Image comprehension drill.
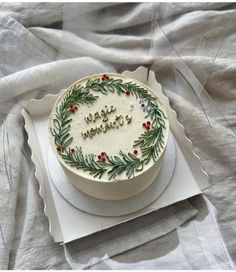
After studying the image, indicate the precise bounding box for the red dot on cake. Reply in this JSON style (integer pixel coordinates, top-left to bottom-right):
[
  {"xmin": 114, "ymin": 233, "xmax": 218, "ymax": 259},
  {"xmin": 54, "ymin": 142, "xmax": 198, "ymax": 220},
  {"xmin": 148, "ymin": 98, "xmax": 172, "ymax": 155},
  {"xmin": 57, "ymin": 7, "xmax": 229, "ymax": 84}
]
[
  {"xmin": 133, "ymin": 150, "xmax": 138, "ymax": 155},
  {"xmin": 147, "ymin": 121, "xmax": 151, "ymax": 126},
  {"xmin": 98, "ymin": 155, "xmax": 102, "ymax": 160},
  {"xmin": 56, "ymin": 146, "xmax": 61, "ymax": 152},
  {"xmin": 71, "ymin": 108, "xmax": 75, "ymax": 113},
  {"xmin": 142, "ymin": 123, "xmax": 146, "ymax": 128},
  {"xmin": 71, "ymin": 148, "xmax": 75, "ymax": 153},
  {"xmin": 74, "ymin": 106, "xmax": 78, "ymax": 111},
  {"xmin": 70, "ymin": 104, "xmax": 74, "ymax": 108},
  {"xmin": 126, "ymin": 91, "xmax": 130, "ymax": 96},
  {"xmin": 146, "ymin": 125, "xmax": 150, "ymax": 130},
  {"xmin": 102, "ymin": 157, "xmax": 106, "ymax": 162},
  {"xmin": 101, "ymin": 152, "xmax": 105, "ymax": 156},
  {"xmin": 141, "ymin": 103, "xmax": 145, "ymax": 107}
]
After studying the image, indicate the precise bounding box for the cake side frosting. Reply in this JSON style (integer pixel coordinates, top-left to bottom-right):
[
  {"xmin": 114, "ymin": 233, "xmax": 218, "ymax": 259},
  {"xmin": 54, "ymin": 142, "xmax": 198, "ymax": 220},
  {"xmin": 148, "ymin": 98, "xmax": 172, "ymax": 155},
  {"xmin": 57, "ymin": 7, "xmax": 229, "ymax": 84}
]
[{"xmin": 49, "ymin": 73, "xmax": 169, "ymax": 185}]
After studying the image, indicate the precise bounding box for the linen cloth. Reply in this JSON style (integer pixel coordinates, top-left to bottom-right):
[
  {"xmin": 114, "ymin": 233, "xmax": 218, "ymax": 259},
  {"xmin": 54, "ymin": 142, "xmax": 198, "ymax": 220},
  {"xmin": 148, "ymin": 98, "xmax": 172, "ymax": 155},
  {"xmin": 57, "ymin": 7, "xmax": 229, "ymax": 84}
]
[{"xmin": 0, "ymin": 2, "xmax": 235, "ymax": 269}]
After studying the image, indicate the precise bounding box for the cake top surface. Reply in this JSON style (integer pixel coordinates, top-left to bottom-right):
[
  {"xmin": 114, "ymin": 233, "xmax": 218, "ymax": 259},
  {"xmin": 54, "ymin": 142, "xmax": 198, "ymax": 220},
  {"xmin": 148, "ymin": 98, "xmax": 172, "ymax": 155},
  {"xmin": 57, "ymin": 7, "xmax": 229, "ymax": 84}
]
[{"xmin": 49, "ymin": 73, "xmax": 169, "ymax": 182}]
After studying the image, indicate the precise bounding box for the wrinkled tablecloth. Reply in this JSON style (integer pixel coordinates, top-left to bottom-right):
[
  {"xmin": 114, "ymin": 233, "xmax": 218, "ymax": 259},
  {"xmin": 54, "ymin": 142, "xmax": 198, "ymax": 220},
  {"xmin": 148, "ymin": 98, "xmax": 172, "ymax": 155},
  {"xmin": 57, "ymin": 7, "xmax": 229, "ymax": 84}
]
[{"xmin": 0, "ymin": 3, "xmax": 235, "ymax": 269}]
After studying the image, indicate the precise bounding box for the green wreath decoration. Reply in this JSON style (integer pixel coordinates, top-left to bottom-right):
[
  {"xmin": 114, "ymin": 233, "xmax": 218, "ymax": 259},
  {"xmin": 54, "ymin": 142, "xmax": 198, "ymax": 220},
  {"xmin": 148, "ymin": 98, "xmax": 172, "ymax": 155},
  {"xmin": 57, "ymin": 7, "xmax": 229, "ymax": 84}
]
[{"xmin": 50, "ymin": 74, "xmax": 167, "ymax": 180}]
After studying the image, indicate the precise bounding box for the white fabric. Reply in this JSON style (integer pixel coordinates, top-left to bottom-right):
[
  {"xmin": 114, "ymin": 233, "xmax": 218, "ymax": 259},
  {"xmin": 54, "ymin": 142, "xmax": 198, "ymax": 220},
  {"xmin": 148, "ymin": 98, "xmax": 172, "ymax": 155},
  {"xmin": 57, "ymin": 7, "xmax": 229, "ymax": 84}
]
[{"xmin": 0, "ymin": 2, "xmax": 236, "ymax": 269}]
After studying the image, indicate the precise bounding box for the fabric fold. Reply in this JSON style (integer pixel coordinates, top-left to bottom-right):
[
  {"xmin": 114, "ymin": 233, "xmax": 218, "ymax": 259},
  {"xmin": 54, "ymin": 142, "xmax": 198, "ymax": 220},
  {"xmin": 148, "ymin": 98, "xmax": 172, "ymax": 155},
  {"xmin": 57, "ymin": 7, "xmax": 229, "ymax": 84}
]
[{"xmin": 0, "ymin": 2, "xmax": 235, "ymax": 269}]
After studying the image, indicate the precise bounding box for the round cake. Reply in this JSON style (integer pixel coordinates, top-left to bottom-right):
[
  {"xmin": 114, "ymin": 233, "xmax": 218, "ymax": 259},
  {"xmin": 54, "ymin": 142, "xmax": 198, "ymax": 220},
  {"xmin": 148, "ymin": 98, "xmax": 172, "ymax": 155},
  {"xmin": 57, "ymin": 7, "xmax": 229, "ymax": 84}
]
[{"xmin": 49, "ymin": 73, "xmax": 169, "ymax": 200}]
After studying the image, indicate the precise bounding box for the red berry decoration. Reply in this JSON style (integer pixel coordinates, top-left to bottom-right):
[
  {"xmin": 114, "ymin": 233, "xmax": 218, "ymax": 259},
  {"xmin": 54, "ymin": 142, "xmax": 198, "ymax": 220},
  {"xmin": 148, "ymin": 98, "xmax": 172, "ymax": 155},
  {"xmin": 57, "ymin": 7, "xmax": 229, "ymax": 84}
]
[
  {"xmin": 70, "ymin": 104, "xmax": 78, "ymax": 112},
  {"xmin": 102, "ymin": 74, "xmax": 109, "ymax": 81},
  {"xmin": 71, "ymin": 148, "xmax": 75, "ymax": 153},
  {"xmin": 141, "ymin": 103, "xmax": 145, "ymax": 107},
  {"xmin": 98, "ymin": 152, "xmax": 106, "ymax": 161},
  {"xmin": 56, "ymin": 146, "xmax": 61, "ymax": 152},
  {"xmin": 125, "ymin": 91, "xmax": 130, "ymax": 96},
  {"xmin": 142, "ymin": 121, "xmax": 152, "ymax": 130},
  {"xmin": 133, "ymin": 150, "xmax": 138, "ymax": 155}
]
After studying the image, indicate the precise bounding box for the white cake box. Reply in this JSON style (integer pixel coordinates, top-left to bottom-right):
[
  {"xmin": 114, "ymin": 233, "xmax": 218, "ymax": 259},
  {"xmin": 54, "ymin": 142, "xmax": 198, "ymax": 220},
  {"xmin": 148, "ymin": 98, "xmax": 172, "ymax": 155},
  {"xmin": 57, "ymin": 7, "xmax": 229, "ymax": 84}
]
[{"xmin": 22, "ymin": 67, "xmax": 209, "ymax": 243}]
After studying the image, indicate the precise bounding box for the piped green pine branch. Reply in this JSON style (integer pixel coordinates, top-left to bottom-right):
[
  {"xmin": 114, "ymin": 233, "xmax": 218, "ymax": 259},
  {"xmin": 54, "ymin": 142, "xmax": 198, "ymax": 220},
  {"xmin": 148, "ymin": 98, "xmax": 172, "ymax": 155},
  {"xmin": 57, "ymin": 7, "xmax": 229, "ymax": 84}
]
[
  {"xmin": 106, "ymin": 151, "xmax": 143, "ymax": 179},
  {"xmin": 61, "ymin": 148, "xmax": 107, "ymax": 179},
  {"xmin": 51, "ymin": 85, "xmax": 99, "ymax": 149}
]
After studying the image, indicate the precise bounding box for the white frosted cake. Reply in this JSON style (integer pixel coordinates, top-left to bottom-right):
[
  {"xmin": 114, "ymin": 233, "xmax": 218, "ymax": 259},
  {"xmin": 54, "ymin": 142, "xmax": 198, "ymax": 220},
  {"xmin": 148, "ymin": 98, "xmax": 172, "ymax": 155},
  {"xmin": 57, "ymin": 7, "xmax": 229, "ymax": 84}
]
[{"xmin": 49, "ymin": 73, "xmax": 169, "ymax": 200}]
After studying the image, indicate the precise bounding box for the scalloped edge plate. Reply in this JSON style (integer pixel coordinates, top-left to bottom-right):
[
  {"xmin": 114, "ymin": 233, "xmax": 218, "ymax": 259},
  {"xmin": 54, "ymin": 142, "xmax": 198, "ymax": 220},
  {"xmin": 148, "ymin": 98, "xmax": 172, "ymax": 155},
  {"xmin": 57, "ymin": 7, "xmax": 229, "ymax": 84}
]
[{"xmin": 22, "ymin": 66, "xmax": 209, "ymax": 243}]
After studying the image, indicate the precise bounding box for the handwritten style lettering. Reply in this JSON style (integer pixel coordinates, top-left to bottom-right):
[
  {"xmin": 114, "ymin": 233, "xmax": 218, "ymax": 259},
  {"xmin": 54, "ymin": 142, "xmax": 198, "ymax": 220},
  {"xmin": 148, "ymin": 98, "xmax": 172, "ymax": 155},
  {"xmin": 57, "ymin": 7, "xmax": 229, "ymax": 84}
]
[
  {"xmin": 81, "ymin": 114, "xmax": 132, "ymax": 140},
  {"xmin": 84, "ymin": 105, "xmax": 117, "ymax": 123}
]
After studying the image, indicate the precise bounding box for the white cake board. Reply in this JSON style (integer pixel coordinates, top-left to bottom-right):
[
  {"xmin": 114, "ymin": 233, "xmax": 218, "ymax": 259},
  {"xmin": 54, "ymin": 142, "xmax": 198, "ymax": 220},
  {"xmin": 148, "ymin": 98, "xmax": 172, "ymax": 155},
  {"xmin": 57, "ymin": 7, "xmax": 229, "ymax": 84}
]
[
  {"xmin": 22, "ymin": 66, "xmax": 209, "ymax": 243},
  {"xmin": 47, "ymin": 133, "xmax": 176, "ymax": 217}
]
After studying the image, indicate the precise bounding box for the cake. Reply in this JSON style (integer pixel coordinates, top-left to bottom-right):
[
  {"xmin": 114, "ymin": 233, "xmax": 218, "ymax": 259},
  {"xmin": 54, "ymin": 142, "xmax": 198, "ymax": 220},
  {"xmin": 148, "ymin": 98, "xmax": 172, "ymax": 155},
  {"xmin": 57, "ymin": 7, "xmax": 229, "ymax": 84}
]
[{"xmin": 49, "ymin": 73, "xmax": 169, "ymax": 200}]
